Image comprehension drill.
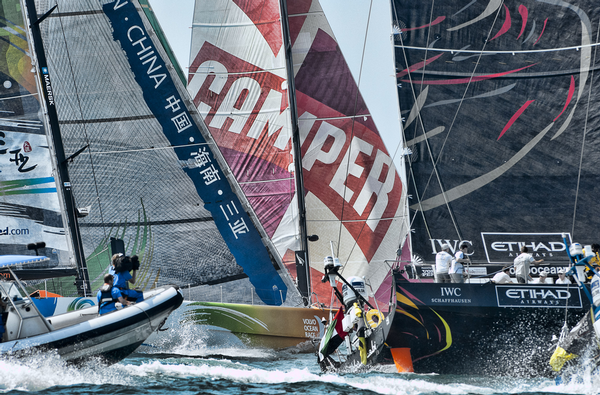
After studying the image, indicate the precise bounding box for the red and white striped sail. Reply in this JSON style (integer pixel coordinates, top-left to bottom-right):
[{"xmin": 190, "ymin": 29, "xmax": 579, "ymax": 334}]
[{"xmin": 189, "ymin": 0, "xmax": 408, "ymax": 303}]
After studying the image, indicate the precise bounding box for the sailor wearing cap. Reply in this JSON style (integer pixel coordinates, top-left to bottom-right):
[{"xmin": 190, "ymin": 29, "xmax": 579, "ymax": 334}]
[
  {"xmin": 556, "ymin": 269, "xmax": 571, "ymax": 285},
  {"xmin": 533, "ymin": 271, "xmax": 549, "ymax": 284},
  {"xmin": 435, "ymin": 244, "xmax": 453, "ymax": 283}
]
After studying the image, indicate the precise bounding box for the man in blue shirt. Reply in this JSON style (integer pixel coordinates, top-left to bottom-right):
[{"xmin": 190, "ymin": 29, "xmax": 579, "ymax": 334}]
[
  {"xmin": 97, "ymin": 274, "xmax": 131, "ymax": 315},
  {"xmin": 113, "ymin": 255, "xmax": 144, "ymax": 302}
]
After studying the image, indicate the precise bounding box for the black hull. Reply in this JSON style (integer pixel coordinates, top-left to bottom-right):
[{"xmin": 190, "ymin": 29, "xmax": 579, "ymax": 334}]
[
  {"xmin": 341, "ymin": 308, "xmax": 395, "ymax": 369},
  {"xmin": 389, "ymin": 274, "xmax": 590, "ymax": 376}
]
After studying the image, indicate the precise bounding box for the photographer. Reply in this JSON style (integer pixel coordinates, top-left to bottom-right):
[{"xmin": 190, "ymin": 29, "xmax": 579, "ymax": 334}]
[{"xmin": 112, "ymin": 254, "xmax": 144, "ymax": 302}]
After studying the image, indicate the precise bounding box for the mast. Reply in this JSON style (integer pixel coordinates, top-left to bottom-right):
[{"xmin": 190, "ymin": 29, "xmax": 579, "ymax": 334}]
[
  {"xmin": 279, "ymin": 0, "xmax": 311, "ymax": 305},
  {"xmin": 24, "ymin": 0, "xmax": 91, "ymax": 296}
]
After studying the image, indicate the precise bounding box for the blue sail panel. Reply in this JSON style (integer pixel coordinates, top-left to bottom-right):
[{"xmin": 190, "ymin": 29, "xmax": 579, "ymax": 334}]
[{"xmin": 102, "ymin": 0, "xmax": 286, "ymax": 305}]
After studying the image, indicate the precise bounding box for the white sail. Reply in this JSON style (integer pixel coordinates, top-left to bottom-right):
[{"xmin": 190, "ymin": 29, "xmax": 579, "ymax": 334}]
[
  {"xmin": 189, "ymin": 0, "xmax": 409, "ymax": 305},
  {"xmin": 0, "ymin": 1, "xmax": 74, "ymax": 269}
]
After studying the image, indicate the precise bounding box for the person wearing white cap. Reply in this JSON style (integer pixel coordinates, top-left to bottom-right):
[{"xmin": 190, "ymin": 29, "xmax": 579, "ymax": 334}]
[
  {"xmin": 435, "ymin": 244, "xmax": 453, "ymax": 283},
  {"xmin": 533, "ymin": 271, "xmax": 548, "ymax": 284},
  {"xmin": 556, "ymin": 270, "xmax": 571, "ymax": 284},
  {"xmin": 513, "ymin": 246, "xmax": 544, "ymax": 283}
]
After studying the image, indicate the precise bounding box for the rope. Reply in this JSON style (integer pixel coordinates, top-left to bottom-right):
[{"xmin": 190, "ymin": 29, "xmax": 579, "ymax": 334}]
[
  {"xmin": 335, "ymin": 0, "xmax": 373, "ymax": 266},
  {"xmin": 395, "ymin": 43, "xmax": 600, "ymax": 55},
  {"xmin": 400, "ymin": 1, "xmax": 506, "ymax": 244},
  {"xmin": 571, "ymin": 22, "xmax": 600, "ymax": 239},
  {"xmin": 54, "ymin": 0, "xmax": 108, "ymax": 248},
  {"xmin": 333, "ymin": 0, "xmax": 409, "ymax": 278}
]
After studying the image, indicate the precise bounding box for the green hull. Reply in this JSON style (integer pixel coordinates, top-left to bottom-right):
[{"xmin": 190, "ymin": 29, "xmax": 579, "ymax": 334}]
[{"xmin": 183, "ymin": 302, "xmax": 333, "ymax": 350}]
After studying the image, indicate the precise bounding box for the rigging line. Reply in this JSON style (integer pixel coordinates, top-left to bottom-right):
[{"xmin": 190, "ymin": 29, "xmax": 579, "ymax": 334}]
[
  {"xmin": 396, "ymin": 1, "xmax": 447, "ymax": 243},
  {"xmin": 91, "ymin": 142, "xmax": 209, "ymax": 155},
  {"xmin": 571, "ymin": 22, "xmax": 600, "ymax": 239},
  {"xmin": 386, "ymin": 1, "xmax": 415, "ymax": 254},
  {"xmin": 426, "ymin": 3, "xmax": 506, "ymax": 243},
  {"xmin": 407, "ymin": 0, "xmax": 506, "ymax": 244},
  {"xmin": 336, "ymin": 1, "xmax": 406, "ymax": 278},
  {"xmin": 336, "ymin": 0, "xmax": 375, "ymax": 269},
  {"xmin": 54, "ymin": 0, "xmax": 108, "ymax": 245},
  {"xmin": 397, "ymin": 0, "xmax": 440, "ymax": 249},
  {"xmin": 392, "ymin": 5, "xmax": 435, "ymax": 244},
  {"xmin": 411, "ymin": 0, "xmax": 442, "ymax": 243},
  {"xmin": 396, "ymin": 42, "xmax": 600, "ymax": 54},
  {"xmin": 338, "ymin": 2, "xmax": 410, "ymax": 261}
]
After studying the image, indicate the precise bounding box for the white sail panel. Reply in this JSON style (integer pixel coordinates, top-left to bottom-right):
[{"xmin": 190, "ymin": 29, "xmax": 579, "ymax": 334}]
[
  {"xmin": 189, "ymin": 0, "xmax": 298, "ymax": 263},
  {"xmin": 287, "ymin": 0, "xmax": 408, "ymax": 300},
  {"xmin": 0, "ymin": 2, "xmax": 73, "ymax": 266},
  {"xmin": 31, "ymin": 0, "xmax": 298, "ymax": 304}
]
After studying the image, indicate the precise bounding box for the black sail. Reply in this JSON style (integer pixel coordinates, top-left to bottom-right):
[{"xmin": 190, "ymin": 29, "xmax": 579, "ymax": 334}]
[{"xmin": 392, "ymin": 0, "xmax": 600, "ymax": 266}]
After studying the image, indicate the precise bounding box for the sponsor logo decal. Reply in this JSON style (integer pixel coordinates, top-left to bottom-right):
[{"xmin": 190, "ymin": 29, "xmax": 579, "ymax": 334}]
[
  {"xmin": 430, "ymin": 287, "xmax": 472, "ymax": 304},
  {"xmin": 482, "ymin": 232, "xmax": 571, "ymax": 263},
  {"xmin": 302, "ymin": 316, "xmax": 325, "ymax": 339},
  {"xmin": 496, "ymin": 285, "xmax": 582, "ymax": 308}
]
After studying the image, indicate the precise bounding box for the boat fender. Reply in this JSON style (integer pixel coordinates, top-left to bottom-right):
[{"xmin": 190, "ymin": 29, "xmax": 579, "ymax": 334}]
[{"xmin": 366, "ymin": 309, "xmax": 384, "ymax": 328}]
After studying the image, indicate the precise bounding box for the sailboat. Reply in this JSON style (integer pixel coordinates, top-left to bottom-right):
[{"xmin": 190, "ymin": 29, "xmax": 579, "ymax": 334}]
[
  {"xmin": 3, "ymin": 0, "xmax": 287, "ymax": 326},
  {"xmin": 179, "ymin": 0, "xmax": 410, "ymax": 352},
  {"xmin": 0, "ymin": 0, "xmax": 183, "ymax": 364},
  {"xmin": 548, "ymin": 236, "xmax": 600, "ymax": 377},
  {"xmin": 0, "ymin": 0, "xmax": 291, "ymax": 310},
  {"xmin": 387, "ymin": 0, "xmax": 597, "ymax": 376}
]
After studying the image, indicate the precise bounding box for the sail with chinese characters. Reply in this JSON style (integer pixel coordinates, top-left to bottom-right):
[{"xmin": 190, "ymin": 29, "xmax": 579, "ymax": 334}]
[
  {"xmin": 24, "ymin": 0, "xmax": 297, "ymax": 305},
  {"xmin": 0, "ymin": 0, "xmax": 75, "ymax": 270}
]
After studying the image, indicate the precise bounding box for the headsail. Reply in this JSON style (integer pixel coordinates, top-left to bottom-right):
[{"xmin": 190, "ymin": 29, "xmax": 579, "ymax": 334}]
[
  {"xmin": 287, "ymin": 1, "xmax": 407, "ymax": 302},
  {"xmin": 29, "ymin": 0, "xmax": 296, "ymax": 305},
  {"xmin": 189, "ymin": 0, "xmax": 408, "ymax": 305},
  {"xmin": 188, "ymin": 0, "xmax": 299, "ymax": 262},
  {"xmin": 393, "ymin": 1, "xmax": 600, "ymax": 266}
]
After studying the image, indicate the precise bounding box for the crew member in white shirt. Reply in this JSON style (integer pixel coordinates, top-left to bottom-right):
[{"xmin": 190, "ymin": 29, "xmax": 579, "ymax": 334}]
[
  {"xmin": 492, "ymin": 266, "xmax": 512, "ymax": 284},
  {"xmin": 533, "ymin": 271, "xmax": 548, "ymax": 284},
  {"xmin": 514, "ymin": 246, "xmax": 544, "ymax": 283},
  {"xmin": 555, "ymin": 270, "xmax": 571, "ymax": 284},
  {"xmin": 449, "ymin": 244, "xmax": 469, "ymax": 283},
  {"xmin": 435, "ymin": 244, "xmax": 452, "ymax": 283}
]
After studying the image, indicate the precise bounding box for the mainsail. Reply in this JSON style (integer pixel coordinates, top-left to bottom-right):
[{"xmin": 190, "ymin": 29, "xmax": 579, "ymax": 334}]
[
  {"xmin": 0, "ymin": 0, "xmax": 75, "ymax": 269},
  {"xmin": 189, "ymin": 0, "xmax": 408, "ymax": 305},
  {"xmin": 393, "ymin": 0, "xmax": 600, "ymax": 266},
  {"xmin": 26, "ymin": 0, "xmax": 297, "ymax": 305}
]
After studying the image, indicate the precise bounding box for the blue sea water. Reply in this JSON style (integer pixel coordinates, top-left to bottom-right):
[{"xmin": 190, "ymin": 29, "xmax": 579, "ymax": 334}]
[
  {"xmin": 0, "ymin": 348, "xmax": 598, "ymax": 394},
  {"xmin": 0, "ymin": 318, "xmax": 598, "ymax": 395}
]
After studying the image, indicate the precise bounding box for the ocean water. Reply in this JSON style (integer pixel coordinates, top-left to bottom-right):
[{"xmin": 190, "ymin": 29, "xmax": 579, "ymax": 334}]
[{"xmin": 0, "ymin": 320, "xmax": 598, "ymax": 395}]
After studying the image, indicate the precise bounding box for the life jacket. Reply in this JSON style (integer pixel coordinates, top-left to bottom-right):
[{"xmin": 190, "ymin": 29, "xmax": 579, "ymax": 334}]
[{"xmin": 99, "ymin": 284, "xmax": 118, "ymax": 307}]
